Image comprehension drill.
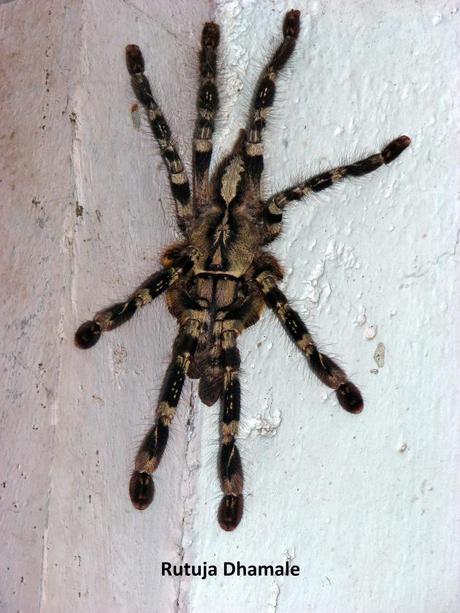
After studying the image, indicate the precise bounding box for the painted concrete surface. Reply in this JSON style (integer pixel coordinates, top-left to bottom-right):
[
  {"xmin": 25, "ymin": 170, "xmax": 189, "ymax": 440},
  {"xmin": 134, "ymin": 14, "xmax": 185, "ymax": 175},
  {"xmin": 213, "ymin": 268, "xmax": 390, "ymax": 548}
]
[
  {"xmin": 1, "ymin": 0, "xmax": 459, "ymax": 612},
  {"xmin": 1, "ymin": 0, "xmax": 210, "ymax": 611}
]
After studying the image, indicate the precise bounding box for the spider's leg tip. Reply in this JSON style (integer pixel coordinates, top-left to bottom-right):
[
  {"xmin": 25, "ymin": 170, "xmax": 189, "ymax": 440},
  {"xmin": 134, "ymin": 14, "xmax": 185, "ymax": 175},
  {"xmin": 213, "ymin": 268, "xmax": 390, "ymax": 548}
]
[
  {"xmin": 125, "ymin": 44, "xmax": 144, "ymax": 74},
  {"xmin": 75, "ymin": 320, "xmax": 102, "ymax": 349},
  {"xmin": 336, "ymin": 382, "xmax": 364, "ymax": 414},
  {"xmin": 400, "ymin": 134, "xmax": 411, "ymax": 146},
  {"xmin": 202, "ymin": 22, "xmax": 220, "ymax": 48},
  {"xmin": 218, "ymin": 495, "xmax": 243, "ymax": 531},
  {"xmin": 382, "ymin": 135, "xmax": 412, "ymax": 164},
  {"xmin": 129, "ymin": 471, "xmax": 154, "ymax": 510},
  {"xmin": 284, "ymin": 10, "xmax": 301, "ymax": 38}
]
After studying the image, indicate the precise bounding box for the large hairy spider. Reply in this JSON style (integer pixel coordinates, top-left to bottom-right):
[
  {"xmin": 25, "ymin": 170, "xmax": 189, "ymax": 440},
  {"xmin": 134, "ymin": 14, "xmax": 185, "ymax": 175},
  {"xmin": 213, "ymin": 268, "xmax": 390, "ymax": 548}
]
[{"xmin": 75, "ymin": 10, "xmax": 410, "ymax": 531}]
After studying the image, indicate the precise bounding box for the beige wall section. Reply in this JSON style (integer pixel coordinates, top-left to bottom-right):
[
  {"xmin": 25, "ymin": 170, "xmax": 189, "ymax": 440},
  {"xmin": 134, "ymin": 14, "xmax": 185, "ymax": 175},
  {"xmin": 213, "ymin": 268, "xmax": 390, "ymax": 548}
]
[
  {"xmin": 0, "ymin": 0, "xmax": 210, "ymax": 611},
  {"xmin": 1, "ymin": 1, "xmax": 82, "ymax": 610}
]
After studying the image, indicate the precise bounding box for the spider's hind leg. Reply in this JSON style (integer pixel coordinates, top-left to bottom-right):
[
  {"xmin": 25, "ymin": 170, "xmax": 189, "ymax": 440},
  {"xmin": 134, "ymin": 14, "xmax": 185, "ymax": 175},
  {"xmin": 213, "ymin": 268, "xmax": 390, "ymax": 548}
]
[
  {"xmin": 217, "ymin": 329, "xmax": 244, "ymax": 531},
  {"xmin": 215, "ymin": 290, "xmax": 265, "ymax": 530},
  {"xmin": 193, "ymin": 21, "xmax": 220, "ymax": 209},
  {"xmin": 129, "ymin": 317, "xmax": 204, "ymax": 509}
]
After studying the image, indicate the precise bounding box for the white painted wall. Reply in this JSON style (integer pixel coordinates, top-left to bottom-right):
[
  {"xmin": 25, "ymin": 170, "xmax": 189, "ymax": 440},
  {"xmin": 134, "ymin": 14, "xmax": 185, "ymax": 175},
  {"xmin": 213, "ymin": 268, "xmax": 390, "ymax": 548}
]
[{"xmin": 1, "ymin": 1, "xmax": 459, "ymax": 612}]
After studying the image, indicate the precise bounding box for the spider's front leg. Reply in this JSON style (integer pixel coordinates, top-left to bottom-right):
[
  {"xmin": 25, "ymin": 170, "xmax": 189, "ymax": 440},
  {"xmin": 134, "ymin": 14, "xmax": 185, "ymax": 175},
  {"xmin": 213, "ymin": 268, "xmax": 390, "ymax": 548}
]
[
  {"xmin": 261, "ymin": 135, "xmax": 411, "ymax": 243},
  {"xmin": 244, "ymin": 9, "xmax": 300, "ymax": 197},
  {"xmin": 130, "ymin": 316, "xmax": 205, "ymax": 510},
  {"xmin": 75, "ymin": 250, "xmax": 195, "ymax": 349},
  {"xmin": 193, "ymin": 21, "xmax": 220, "ymax": 209},
  {"xmin": 256, "ymin": 271, "xmax": 363, "ymax": 413}
]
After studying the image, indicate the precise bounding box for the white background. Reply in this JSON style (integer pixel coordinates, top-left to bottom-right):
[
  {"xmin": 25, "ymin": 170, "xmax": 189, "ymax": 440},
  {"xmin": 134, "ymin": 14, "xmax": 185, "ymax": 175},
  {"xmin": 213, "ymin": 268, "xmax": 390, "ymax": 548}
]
[{"xmin": 1, "ymin": 0, "xmax": 459, "ymax": 612}]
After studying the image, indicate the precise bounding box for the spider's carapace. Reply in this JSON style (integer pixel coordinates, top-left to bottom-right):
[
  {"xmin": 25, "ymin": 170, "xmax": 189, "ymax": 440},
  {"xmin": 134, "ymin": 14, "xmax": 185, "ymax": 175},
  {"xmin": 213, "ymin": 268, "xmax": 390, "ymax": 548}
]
[{"xmin": 75, "ymin": 10, "xmax": 410, "ymax": 531}]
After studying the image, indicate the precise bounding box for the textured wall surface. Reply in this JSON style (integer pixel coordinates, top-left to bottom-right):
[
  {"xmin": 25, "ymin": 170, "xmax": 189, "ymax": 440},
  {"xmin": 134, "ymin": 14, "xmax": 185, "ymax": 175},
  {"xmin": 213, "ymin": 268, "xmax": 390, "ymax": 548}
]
[
  {"xmin": 1, "ymin": 0, "xmax": 210, "ymax": 611},
  {"xmin": 1, "ymin": 0, "xmax": 458, "ymax": 612}
]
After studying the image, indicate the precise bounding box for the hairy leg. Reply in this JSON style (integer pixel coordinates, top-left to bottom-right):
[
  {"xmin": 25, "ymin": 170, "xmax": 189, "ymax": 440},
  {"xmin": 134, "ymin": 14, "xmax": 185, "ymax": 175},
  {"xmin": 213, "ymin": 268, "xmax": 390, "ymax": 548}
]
[
  {"xmin": 217, "ymin": 329, "xmax": 244, "ymax": 530},
  {"xmin": 75, "ymin": 250, "xmax": 197, "ymax": 349},
  {"xmin": 193, "ymin": 22, "xmax": 220, "ymax": 209},
  {"xmin": 129, "ymin": 317, "xmax": 203, "ymax": 510},
  {"xmin": 214, "ymin": 289, "xmax": 265, "ymax": 529},
  {"xmin": 262, "ymin": 135, "xmax": 411, "ymax": 243},
  {"xmin": 256, "ymin": 271, "xmax": 363, "ymax": 413},
  {"xmin": 126, "ymin": 44, "xmax": 193, "ymax": 234},
  {"xmin": 244, "ymin": 10, "xmax": 300, "ymax": 196}
]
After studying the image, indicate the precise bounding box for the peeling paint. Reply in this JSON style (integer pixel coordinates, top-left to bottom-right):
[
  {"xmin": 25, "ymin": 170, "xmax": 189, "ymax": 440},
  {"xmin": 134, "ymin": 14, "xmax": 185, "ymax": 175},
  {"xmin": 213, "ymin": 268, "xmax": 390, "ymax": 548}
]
[
  {"xmin": 373, "ymin": 342, "xmax": 385, "ymax": 368},
  {"xmin": 365, "ymin": 324, "xmax": 378, "ymax": 340},
  {"xmin": 2, "ymin": 1, "xmax": 458, "ymax": 612},
  {"xmin": 240, "ymin": 408, "xmax": 282, "ymax": 439}
]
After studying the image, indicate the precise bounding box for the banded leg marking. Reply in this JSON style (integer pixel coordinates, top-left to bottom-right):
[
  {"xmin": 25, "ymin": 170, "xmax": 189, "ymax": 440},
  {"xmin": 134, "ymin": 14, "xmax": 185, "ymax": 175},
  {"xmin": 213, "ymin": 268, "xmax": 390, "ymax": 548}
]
[
  {"xmin": 193, "ymin": 22, "xmax": 220, "ymax": 208},
  {"xmin": 256, "ymin": 273, "xmax": 363, "ymax": 413},
  {"xmin": 75, "ymin": 252, "xmax": 196, "ymax": 349},
  {"xmin": 126, "ymin": 45, "xmax": 193, "ymax": 234},
  {"xmin": 129, "ymin": 318, "xmax": 203, "ymax": 510},
  {"xmin": 217, "ymin": 330, "xmax": 244, "ymax": 531},
  {"xmin": 262, "ymin": 135, "xmax": 411, "ymax": 243},
  {"xmin": 244, "ymin": 10, "xmax": 300, "ymax": 191}
]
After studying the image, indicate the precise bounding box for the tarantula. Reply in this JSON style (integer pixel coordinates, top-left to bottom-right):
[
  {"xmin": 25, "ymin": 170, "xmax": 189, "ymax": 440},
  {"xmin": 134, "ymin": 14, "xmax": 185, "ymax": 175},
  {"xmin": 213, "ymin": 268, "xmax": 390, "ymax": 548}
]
[{"xmin": 75, "ymin": 10, "xmax": 410, "ymax": 531}]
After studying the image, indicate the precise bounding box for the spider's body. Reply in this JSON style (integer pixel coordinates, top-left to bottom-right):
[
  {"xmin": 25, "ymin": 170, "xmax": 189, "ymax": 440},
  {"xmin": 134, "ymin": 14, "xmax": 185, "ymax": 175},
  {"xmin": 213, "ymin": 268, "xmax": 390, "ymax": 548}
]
[{"xmin": 75, "ymin": 10, "xmax": 410, "ymax": 531}]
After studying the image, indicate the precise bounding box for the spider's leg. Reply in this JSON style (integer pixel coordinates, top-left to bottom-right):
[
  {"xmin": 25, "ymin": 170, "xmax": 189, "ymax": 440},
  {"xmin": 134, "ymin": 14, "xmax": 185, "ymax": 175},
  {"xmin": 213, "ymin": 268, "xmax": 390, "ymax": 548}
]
[
  {"xmin": 244, "ymin": 10, "xmax": 300, "ymax": 196},
  {"xmin": 256, "ymin": 271, "xmax": 364, "ymax": 414},
  {"xmin": 217, "ymin": 329, "xmax": 244, "ymax": 531},
  {"xmin": 129, "ymin": 317, "xmax": 204, "ymax": 510},
  {"xmin": 75, "ymin": 250, "xmax": 196, "ymax": 349},
  {"xmin": 261, "ymin": 135, "xmax": 411, "ymax": 243},
  {"xmin": 214, "ymin": 289, "xmax": 265, "ymax": 529},
  {"xmin": 193, "ymin": 22, "xmax": 220, "ymax": 209},
  {"xmin": 126, "ymin": 45, "xmax": 193, "ymax": 234}
]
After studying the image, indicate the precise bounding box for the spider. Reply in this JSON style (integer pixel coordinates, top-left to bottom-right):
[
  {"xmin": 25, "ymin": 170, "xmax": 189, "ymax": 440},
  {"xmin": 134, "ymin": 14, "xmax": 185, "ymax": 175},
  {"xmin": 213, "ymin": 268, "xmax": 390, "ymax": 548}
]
[{"xmin": 75, "ymin": 9, "xmax": 410, "ymax": 531}]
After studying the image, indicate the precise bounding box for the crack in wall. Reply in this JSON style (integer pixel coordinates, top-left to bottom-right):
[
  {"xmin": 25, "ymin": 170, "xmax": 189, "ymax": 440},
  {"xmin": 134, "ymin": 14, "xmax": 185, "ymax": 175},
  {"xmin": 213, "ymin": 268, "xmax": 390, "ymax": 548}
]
[
  {"xmin": 402, "ymin": 227, "xmax": 460, "ymax": 281},
  {"xmin": 39, "ymin": 3, "xmax": 84, "ymax": 610}
]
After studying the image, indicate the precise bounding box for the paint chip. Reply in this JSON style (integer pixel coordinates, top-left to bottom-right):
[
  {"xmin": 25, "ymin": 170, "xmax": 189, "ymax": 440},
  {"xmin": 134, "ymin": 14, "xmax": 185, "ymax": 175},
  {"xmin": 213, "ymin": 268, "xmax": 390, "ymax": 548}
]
[
  {"xmin": 365, "ymin": 324, "xmax": 378, "ymax": 340},
  {"xmin": 373, "ymin": 342, "xmax": 385, "ymax": 368}
]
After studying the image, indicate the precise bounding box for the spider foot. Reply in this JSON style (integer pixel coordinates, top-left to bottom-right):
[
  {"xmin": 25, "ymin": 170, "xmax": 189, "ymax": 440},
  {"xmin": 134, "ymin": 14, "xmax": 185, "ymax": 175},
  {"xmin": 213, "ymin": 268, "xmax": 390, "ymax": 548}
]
[
  {"xmin": 125, "ymin": 44, "xmax": 144, "ymax": 75},
  {"xmin": 75, "ymin": 320, "xmax": 102, "ymax": 349},
  {"xmin": 382, "ymin": 135, "xmax": 411, "ymax": 164},
  {"xmin": 336, "ymin": 382, "xmax": 364, "ymax": 414},
  {"xmin": 283, "ymin": 10, "xmax": 300, "ymax": 38},
  {"xmin": 218, "ymin": 494, "xmax": 243, "ymax": 531},
  {"xmin": 129, "ymin": 471, "xmax": 154, "ymax": 510},
  {"xmin": 202, "ymin": 22, "xmax": 220, "ymax": 48}
]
